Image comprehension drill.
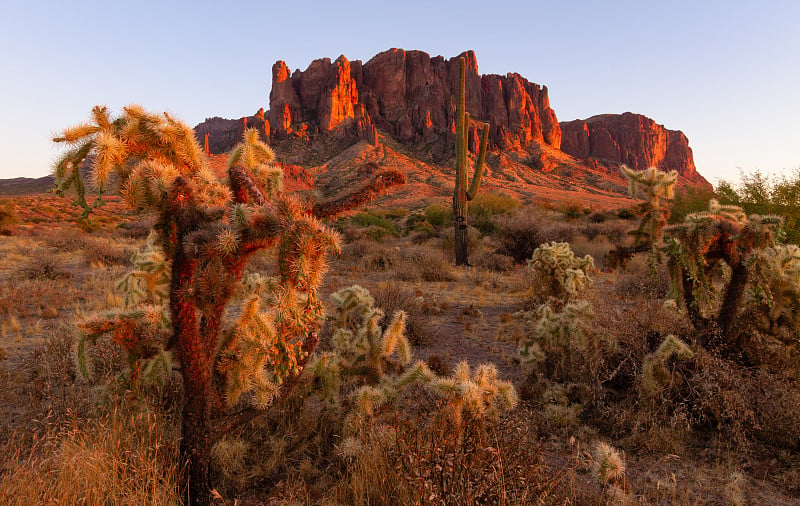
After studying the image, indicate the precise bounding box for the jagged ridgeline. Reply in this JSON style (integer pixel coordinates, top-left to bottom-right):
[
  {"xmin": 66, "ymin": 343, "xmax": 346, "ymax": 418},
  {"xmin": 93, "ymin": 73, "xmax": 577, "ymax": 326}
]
[{"xmin": 193, "ymin": 48, "xmax": 709, "ymax": 195}]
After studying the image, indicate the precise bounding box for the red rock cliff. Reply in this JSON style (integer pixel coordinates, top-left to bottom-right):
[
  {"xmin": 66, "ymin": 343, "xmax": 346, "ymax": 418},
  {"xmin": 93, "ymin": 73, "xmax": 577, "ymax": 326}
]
[
  {"xmin": 267, "ymin": 48, "xmax": 562, "ymax": 150},
  {"xmin": 560, "ymin": 113, "xmax": 708, "ymax": 186}
]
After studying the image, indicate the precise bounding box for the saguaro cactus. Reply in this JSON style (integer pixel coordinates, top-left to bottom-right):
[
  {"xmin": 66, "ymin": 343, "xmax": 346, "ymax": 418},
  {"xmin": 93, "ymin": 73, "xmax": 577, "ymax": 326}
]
[{"xmin": 453, "ymin": 57, "xmax": 489, "ymax": 266}]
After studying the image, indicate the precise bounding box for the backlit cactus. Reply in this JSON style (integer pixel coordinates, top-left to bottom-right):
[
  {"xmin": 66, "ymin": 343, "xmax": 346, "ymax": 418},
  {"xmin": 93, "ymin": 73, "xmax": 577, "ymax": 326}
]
[
  {"xmin": 607, "ymin": 165, "xmax": 677, "ymax": 269},
  {"xmin": 640, "ymin": 334, "xmax": 694, "ymax": 395},
  {"xmin": 664, "ymin": 199, "xmax": 782, "ymax": 346},
  {"xmin": 53, "ymin": 105, "xmax": 403, "ymax": 505},
  {"xmin": 307, "ymin": 285, "xmax": 516, "ymax": 447},
  {"xmin": 528, "ymin": 241, "xmax": 594, "ymax": 304},
  {"xmin": 747, "ymin": 244, "xmax": 800, "ymax": 330},
  {"xmin": 453, "ymin": 56, "xmax": 489, "ymax": 266}
]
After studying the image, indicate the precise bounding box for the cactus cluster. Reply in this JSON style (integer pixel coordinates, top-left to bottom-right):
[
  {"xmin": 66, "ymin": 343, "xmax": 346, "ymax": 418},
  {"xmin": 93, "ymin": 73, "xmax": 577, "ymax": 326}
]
[
  {"xmin": 747, "ymin": 244, "xmax": 800, "ymax": 331},
  {"xmin": 527, "ymin": 241, "xmax": 594, "ymax": 304},
  {"xmin": 53, "ymin": 105, "xmax": 404, "ymax": 505},
  {"xmin": 452, "ymin": 56, "xmax": 489, "ymax": 266},
  {"xmin": 306, "ymin": 285, "xmax": 517, "ymax": 452},
  {"xmin": 640, "ymin": 334, "xmax": 694, "ymax": 395},
  {"xmin": 515, "ymin": 242, "xmax": 606, "ymax": 388},
  {"xmin": 664, "ymin": 199, "xmax": 783, "ymax": 345}
]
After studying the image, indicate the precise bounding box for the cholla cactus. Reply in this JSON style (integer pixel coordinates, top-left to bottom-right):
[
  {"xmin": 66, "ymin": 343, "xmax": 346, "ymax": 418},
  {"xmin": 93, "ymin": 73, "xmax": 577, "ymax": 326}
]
[
  {"xmin": 607, "ymin": 166, "xmax": 677, "ymax": 269},
  {"xmin": 641, "ymin": 334, "xmax": 694, "ymax": 395},
  {"xmin": 430, "ymin": 361, "xmax": 518, "ymax": 428},
  {"xmin": 747, "ymin": 244, "xmax": 800, "ymax": 330},
  {"xmin": 621, "ymin": 165, "xmax": 677, "ymax": 248},
  {"xmin": 591, "ymin": 441, "xmax": 625, "ymax": 484},
  {"xmin": 528, "ymin": 242, "xmax": 594, "ymax": 304},
  {"xmin": 664, "ymin": 199, "xmax": 782, "ymax": 344},
  {"xmin": 308, "ymin": 286, "xmax": 516, "ymax": 448},
  {"xmin": 516, "ymin": 301, "xmax": 595, "ymax": 370},
  {"xmin": 53, "ymin": 106, "xmax": 403, "ymax": 505}
]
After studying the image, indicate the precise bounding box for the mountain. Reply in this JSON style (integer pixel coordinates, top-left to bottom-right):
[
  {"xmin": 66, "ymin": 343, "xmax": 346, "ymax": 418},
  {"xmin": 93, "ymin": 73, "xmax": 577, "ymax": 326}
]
[
  {"xmin": 194, "ymin": 48, "xmax": 709, "ymax": 200},
  {"xmin": 560, "ymin": 113, "xmax": 707, "ymax": 186}
]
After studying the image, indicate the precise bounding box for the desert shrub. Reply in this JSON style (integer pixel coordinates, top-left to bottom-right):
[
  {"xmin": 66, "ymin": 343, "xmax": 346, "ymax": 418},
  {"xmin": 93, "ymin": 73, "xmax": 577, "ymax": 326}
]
[
  {"xmin": 579, "ymin": 221, "xmax": 628, "ymax": 244},
  {"xmin": 494, "ymin": 206, "xmax": 577, "ymax": 262},
  {"xmin": 471, "ymin": 249, "xmax": 515, "ymax": 272},
  {"xmin": 350, "ymin": 210, "xmax": 400, "ymax": 235},
  {"xmin": 82, "ymin": 237, "xmax": 133, "ymax": 266},
  {"xmin": 373, "ymin": 280, "xmax": 433, "ymax": 346},
  {"xmin": 43, "ymin": 228, "xmax": 88, "ymax": 250},
  {"xmin": 396, "ymin": 245, "xmax": 455, "ymax": 282},
  {"xmin": 560, "ymin": 201, "xmax": 589, "ymax": 219},
  {"xmin": 0, "ymin": 199, "xmax": 19, "ymax": 235},
  {"xmin": 467, "ymin": 191, "xmax": 520, "ymax": 234},
  {"xmin": 339, "ymin": 239, "xmax": 401, "ymax": 272},
  {"xmin": 424, "ymin": 203, "xmax": 452, "ymax": 229},
  {"xmin": 616, "ymin": 207, "xmax": 638, "ymax": 220},
  {"xmin": 19, "ymin": 256, "xmax": 72, "ymax": 280}
]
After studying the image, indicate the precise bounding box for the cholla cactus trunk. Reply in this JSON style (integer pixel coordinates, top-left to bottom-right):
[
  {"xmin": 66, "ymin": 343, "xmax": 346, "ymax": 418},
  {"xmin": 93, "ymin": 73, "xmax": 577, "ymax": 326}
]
[{"xmin": 453, "ymin": 57, "xmax": 489, "ymax": 266}]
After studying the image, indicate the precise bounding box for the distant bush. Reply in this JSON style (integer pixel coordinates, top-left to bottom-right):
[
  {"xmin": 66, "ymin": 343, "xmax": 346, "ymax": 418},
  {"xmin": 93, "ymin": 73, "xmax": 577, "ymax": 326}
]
[
  {"xmin": 0, "ymin": 199, "xmax": 18, "ymax": 235},
  {"xmin": 467, "ymin": 192, "xmax": 520, "ymax": 234},
  {"xmin": 424, "ymin": 204, "xmax": 452, "ymax": 229},
  {"xmin": 669, "ymin": 186, "xmax": 717, "ymax": 224},
  {"xmin": 717, "ymin": 170, "xmax": 800, "ymax": 243},
  {"xmin": 559, "ymin": 202, "xmax": 589, "ymax": 219},
  {"xmin": 494, "ymin": 206, "xmax": 577, "ymax": 262},
  {"xmin": 350, "ymin": 211, "xmax": 400, "ymax": 239}
]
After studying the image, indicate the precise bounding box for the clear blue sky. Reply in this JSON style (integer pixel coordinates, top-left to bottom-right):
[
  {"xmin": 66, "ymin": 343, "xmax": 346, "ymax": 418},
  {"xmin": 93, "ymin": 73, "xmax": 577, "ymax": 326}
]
[{"xmin": 1, "ymin": 0, "xmax": 798, "ymax": 186}]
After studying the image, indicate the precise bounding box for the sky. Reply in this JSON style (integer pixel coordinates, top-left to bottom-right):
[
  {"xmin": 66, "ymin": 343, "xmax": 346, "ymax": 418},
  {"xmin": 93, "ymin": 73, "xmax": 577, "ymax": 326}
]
[{"xmin": 0, "ymin": 0, "xmax": 798, "ymax": 186}]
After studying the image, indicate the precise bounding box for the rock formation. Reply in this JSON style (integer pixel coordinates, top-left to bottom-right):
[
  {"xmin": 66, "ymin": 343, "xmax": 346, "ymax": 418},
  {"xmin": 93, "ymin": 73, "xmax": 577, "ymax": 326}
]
[
  {"xmin": 560, "ymin": 113, "xmax": 708, "ymax": 186},
  {"xmin": 193, "ymin": 49, "xmax": 708, "ymax": 191},
  {"xmin": 265, "ymin": 48, "xmax": 561, "ymax": 151}
]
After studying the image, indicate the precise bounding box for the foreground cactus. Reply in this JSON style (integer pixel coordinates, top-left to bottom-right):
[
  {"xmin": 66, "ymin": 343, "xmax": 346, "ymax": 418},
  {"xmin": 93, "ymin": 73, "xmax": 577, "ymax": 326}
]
[
  {"xmin": 747, "ymin": 244, "xmax": 800, "ymax": 331},
  {"xmin": 664, "ymin": 199, "xmax": 782, "ymax": 348},
  {"xmin": 453, "ymin": 57, "xmax": 489, "ymax": 266},
  {"xmin": 309, "ymin": 285, "xmax": 516, "ymax": 447},
  {"xmin": 53, "ymin": 106, "xmax": 403, "ymax": 505}
]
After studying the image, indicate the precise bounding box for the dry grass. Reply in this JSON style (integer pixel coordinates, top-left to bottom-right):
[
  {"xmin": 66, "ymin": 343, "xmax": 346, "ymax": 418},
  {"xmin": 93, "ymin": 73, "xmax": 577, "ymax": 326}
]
[
  {"xmin": 1, "ymin": 193, "xmax": 800, "ymax": 504},
  {"xmin": 0, "ymin": 408, "xmax": 179, "ymax": 505}
]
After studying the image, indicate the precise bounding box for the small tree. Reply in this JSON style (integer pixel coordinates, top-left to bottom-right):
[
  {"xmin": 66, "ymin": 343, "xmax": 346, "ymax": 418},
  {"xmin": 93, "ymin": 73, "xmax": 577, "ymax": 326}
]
[
  {"xmin": 53, "ymin": 105, "xmax": 403, "ymax": 504},
  {"xmin": 452, "ymin": 56, "xmax": 489, "ymax": 266}
]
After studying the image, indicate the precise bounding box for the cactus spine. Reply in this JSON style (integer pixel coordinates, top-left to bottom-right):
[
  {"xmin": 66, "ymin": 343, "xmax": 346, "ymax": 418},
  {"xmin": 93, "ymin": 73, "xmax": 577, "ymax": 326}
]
[{"xmin": 453, "ymin": 56, "xmax": 489, "ymax": 266}]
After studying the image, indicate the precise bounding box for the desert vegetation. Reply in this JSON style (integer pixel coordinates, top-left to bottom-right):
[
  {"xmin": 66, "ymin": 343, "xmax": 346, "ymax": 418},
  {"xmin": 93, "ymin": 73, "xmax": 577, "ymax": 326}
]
[{"xmin": 1, "ymin": 109, "xmax": 799, "ymax": 504}]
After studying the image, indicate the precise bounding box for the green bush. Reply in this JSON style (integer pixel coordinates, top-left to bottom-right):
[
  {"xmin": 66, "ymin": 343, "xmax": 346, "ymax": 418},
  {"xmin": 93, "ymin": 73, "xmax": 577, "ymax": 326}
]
[
  {"xmin": 424, "ymin": 204, "xmax": 452, "ymax": 229},
  {"xmin": 468, "ymin": 192, "xmax": 520, "ymax": 234},
  {"xmin": 350, "ymin": 211, "xmax": 400, "ymax": 238}
]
